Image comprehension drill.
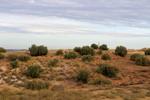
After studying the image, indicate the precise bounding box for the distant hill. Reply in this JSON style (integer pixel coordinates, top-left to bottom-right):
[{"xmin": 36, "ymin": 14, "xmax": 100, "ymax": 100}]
[{"xmin": 6, "ymin": 49, "xmax": 28, "ymax": 52}]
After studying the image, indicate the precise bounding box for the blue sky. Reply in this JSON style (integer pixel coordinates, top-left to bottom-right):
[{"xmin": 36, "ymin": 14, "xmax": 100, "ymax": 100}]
[{"xmin": 0, "ymin": 0, "xmax": 150, "ymax": 49}]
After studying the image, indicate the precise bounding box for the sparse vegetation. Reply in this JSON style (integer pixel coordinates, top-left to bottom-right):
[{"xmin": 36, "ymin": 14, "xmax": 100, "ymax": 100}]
[
  {"xmin": 130, "ymin": 53, "xmax": 143, "ymax": 61},
  {"xmin": 48, "ymin": 58, "xmax": 58, "ymax": 66},
  {"xmin": 24, "ymin": 80, "xmax": 51, "ymax": 90},
  {"xmin": 18, "ymin": 55, "xmax": 30, "ymax": 62},
  {"xmin": 64, "ymin": 51, "xmax": 78, "ymax": 59},
  {"xmin": 90, "ymin": 77, "xmax": 111, "ymax": 85},
  {"xmin": 77, "ymin": 68, "xmax": 90, "ymax": 84},
  {"xmin": 73, "ymin": 47, "xmax": 81, "ymax": 53},
  {"xmin": 145, "ymin": 48, "xmax": 150, "ymax": 55},
  {"xmin": 82, "ymin": 54, "xmax": 94, "ymax": 62},
  {"xmin": 2, "ymin": 43, "xmax": 150, "ymax": 100},
  {"xmin": 0, "ymin": 53, "xmax": 4, "ymax": 59},
  {"xmin": 0, "ymin": 87, "xmax": 90, "ymax": 100},
  {"xmin": 80, "ymin": 46, "xmax": 95, "ymax": 56},
  {"xmin": 135, "ymin": 56, "xmax": 150, "ymax": 66},
  {"xmin": 98, "ymin": 49, "xmax": 103, "ymax": 55},
  {"xmin": 7, "ymin": 54, "xmax": 18, "ymax": 61},
  {"xmin": 29, "ymin": 44, "xmax": 48, "ymax": 56},
  {"xmin": 0, "ymin": 47, "xmax": 6, "ymax": 53},
  {"xmin": 26, "ymin": 65, "xmax": 42, "ymax": 78},
  {"xmin": 10, "ymin": 61, "xmax": 18, "ymax": 68},
  {"xmin": 101, "ymin": 53, "xmax": 111, "ymax": 60},
  {"xmin": 115, "ymin": 46, "xmax": 127, "ymax": 57},
  {"xmin": 56, "ymin": 49, "xmax": 63, "ymax": 55},
  {"xmin": 99, "ymin": 44, "xmax": 108, "ymax": 50},
  {"xmin": 91, "ymin": 43, "xmax": 98, "ymax": 49},
  {"xmin": 97, "ymin": 63, "xmax": 119, "ymax": 78}
]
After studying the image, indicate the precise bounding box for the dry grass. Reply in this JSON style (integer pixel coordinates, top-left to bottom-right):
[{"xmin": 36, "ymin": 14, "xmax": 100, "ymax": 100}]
[{"xmin": 1, "ymin": 49, "xmax": 150, "ymax": 99}]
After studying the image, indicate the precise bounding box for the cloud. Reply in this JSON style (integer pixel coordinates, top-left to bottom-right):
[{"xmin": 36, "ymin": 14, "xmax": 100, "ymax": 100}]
[
  {"xmin": 0, "ymin": 0, "xmax": 150, "ymax": 28},
  {"xmin": 29, "ymin": 0, "xmax": 35, "ymax": 3},
  {"xmin": 0, "ymin": 14, "xmax": 149, "ymax": 38}
]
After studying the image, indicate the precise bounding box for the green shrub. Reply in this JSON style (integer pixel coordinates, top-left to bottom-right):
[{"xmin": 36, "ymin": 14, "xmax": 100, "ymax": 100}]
[
  {"xmin": 24, "ymin": 80, "xmax": 51, "ymax": 90},
  {"xmin": 135, "ymin": 56, "xmax": 150, "ymax": 66},
  {"xmin": 29, "ymin": 44, "xmax": 48, "ymax": 56},
  {"xmin": 99, "ymin": 44, "xmax": 108, "ymax": 50},
  {"xmin": 77, "ymin": 68, "xmax": 90, "ymax": 84},
  {"xmin": 48, "ymin": 59, "xmax": 58, "ymax": 66},
  {"xmin": 80, "ymin": 46, "xmax": 95, "ymax": 56},
  {"xmin": 82, "ymin": 54, "xmax": 94, "ymax": 62},
  {"xmin": 18, "ymin": 55, "xmax": 30, "ymax": 62},
  {"xmin": 97, "ymin": 63, "xmax": 119, "ymax": 78},
  {"xmin": 0, "ymin": 53, "xmax": 4, "ymax": 59},
  {"xmin": 90, "ymin": 77, "xmax": 111, "ymax": 85},
  {"xmin": 73, "ymin": 47, "xmax": 81, "ymax": 53},
  {"xmin": 0, "ymin": 47, "xmax": 6, "ymax": 53},
  {"xmin": 56, "ymin": 49, "xmax": 63, "ymax": 55},
  {"xmin": 115, "ymin": 46, "xmax": 127, "ymax": 57},
  {"xmin": 26, "ymin": 65, "xmax": 42, "ymax": 78},
  {"xmin": 101, "ymin": 54, "xmax": 111, "ymax": 60},
  {"xmin": 29, "ymin": 44, "xmax": 38, "ymax": 56},
  {"xmin": 7, "ymin": 54, "xmax": 18, "ymax": 61},
  {"xmin": 145, "ymin": 48, "xmax": 150, "ymax": 55},
  {"xmin": 64, "ymin": 51, "xmax": 78, "ymax": 59},
  {"xmin": 130, "ymin": 53, "xmax": 143, "ymax": 61},
  {"xmin": 91, "ymin": 43, "xmax": 98, "ymax": 49},
  {"xmin": 98, "ymin": 49, "xmax": 103, "ymax": 55},
  {"xmin": 10, "ymin": 61, "xmax": 18, "ymax": 68},
  {"xmin": 38, "ymin": 45, "xmax": 48, "ymax": 56}
]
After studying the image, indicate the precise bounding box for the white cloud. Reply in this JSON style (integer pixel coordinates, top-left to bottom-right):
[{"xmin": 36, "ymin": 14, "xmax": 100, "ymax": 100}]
[
  {"xmin": 0, "ymin": 0, "xmax": 150, "ymax": 49},
  {"xmin": 0, "ymin": 0, "xmax": 150, "ymax": 27},
  {"xmin": 29, "ymin": 0, "xmax": 35, "ymax": 3}
]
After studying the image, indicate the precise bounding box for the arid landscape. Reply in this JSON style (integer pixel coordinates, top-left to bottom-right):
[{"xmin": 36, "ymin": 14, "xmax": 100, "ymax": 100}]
[
  {"xmin": 1, "ymin": 0, "xmax": 150, "ymax": 100},
  {"xmin": 0, "ymin": 45, "xmax": 150, "ymax": 100}
]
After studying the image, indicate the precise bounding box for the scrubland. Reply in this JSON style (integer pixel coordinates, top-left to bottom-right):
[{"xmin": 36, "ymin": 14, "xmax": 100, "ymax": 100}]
[{"xmin": 0, "ymin": 44, "xmax": 150, "ymax": 100}]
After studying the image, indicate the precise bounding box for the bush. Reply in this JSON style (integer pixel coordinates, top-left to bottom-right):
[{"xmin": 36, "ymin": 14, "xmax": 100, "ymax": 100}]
[
  {"xmin": 24, "ymin": 80, "xmax": 51, "ymax": 90},
  {"xmin": 101, "ymin": 54, "xmax": 111, "ymax": 60},
  {"xmin": 80, "ymin": 46, "xmax": 95, "ymax": 56},
  {"xmin": 97, "ymin": 63, "xmax": 119, "ymax": 78},
  {"xmin": 29, "ymin": 44, "xmax": 48, "ymax": 56},
  {"xmin": 115, "ymin": 46, "xmax": 127, "ymax": 57},
  {"xmin": 73, "ymin": 47, "xmax": 81, "ymax": 53},
  {"xmin": 26, "ymin": 65, "xmax": 42, "ymax": 78},
  {"xmin": 130, "ymin": 53, "xmax": 143, "ymax": 61},
  {"xmin": 0, "ymin": 53, "xmax": 4, "ymax": 59},
  {"xmin": 145, "ymin": 48, "xmax": 150, "ymax": 55},
  {"xmin": 56, "ymin": 49, "xmax": 63, "ymax": 55},
  {"xmin": 7, "ymin": 54, "xmax": 18, "ymax": 61},
  {"xmin": 99, "ymin": 44, "xmax": 108, "ymax": 50},
  {"xmin": 91, "ymin": 43, "xmax": 98, "ymax": 49},
  {"xmin": 90, "ymin": 77, "xmax": 111, "ymax": 85},
  {"xmin": 98, "ymin": 49, "xmax": 103, "ymax": 55},
  {"xmin": 82, "ymin": 54, "xmax": 94, "ymax": 62},
  {"xmin": 18, "ymin": 55, "xmax": 30, "ymax": 62},
  {"xmin": 48, "ymin": 59, "xmax": 58, "ymax": 66},
  {"xmin": 38, "ymin": 45, "xmax": 48, "ymax": 56},
  {"xmin": 135, "ymin": 56, "xmax": 150, "ymax": 66},
  {"xmin": 64, "ymin": 51, "xmax": 78, "ymax": 59},
  {"xmin": 10, "ymin": 61, "xmax": 18, "ymax": 68},
  {"xmin": 77, "ymin": 68, "xmax": 90, "ymax": 84},
  {"xmin": 0, "ymin": 47, "xmax": 6, "ymax": 53}
]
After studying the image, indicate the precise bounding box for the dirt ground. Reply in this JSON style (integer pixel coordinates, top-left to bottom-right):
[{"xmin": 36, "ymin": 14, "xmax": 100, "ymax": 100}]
[{"xmin": 0, "ymin": 49, "xmax": 150, "ymax": 100}]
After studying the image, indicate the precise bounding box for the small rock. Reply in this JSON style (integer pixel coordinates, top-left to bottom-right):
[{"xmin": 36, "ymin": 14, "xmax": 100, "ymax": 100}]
[{"xmin": 51, "ymin": 85, "xmax": 64, "ymax": 91}]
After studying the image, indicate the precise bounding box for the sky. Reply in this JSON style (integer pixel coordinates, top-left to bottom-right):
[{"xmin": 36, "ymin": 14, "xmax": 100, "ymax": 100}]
[{"xmin": 0, "ymin": 0, "xmax": 150, "ymax": 49}]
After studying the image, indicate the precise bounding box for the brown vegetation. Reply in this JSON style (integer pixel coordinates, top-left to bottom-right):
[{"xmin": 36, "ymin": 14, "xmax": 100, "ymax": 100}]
[{"xmin": 0, "ymin": 48, "xmax": 150, "ymax": 100}]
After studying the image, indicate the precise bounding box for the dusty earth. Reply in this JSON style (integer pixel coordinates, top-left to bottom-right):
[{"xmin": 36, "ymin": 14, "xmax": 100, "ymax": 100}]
[{"xmin": 0, "ymin": 49, "xmax": 150, "ymax": 100}]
